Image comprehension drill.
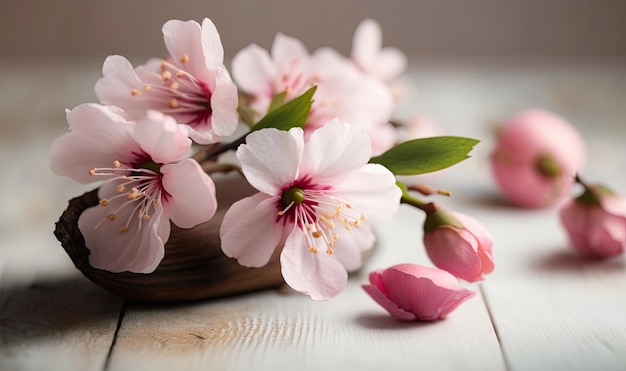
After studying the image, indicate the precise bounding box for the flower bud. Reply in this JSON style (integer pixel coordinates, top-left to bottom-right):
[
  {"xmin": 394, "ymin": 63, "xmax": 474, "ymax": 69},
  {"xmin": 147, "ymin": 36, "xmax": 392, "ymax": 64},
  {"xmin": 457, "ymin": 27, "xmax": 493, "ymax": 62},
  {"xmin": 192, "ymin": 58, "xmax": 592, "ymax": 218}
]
[
  {"xmin": 490, "ymin": 109, "xmax": 586, "ymax": 208},
  {"xmin": 362, "ymin": 264, "xmax": 475, "ymax": 321},
  {"xmin": 423, "ymin": 209, "xmax": 494, "ymax": 282},
  {"xmin": 559, "ymin": 180, "xmax": 626, "ymax": 258}
]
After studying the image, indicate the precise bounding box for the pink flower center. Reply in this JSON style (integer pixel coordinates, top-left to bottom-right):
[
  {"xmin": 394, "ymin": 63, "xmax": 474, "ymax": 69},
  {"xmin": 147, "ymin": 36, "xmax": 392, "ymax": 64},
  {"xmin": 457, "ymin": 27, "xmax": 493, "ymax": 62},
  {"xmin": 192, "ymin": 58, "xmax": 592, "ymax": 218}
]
[
  {"xmin": 130, "ymin": 54, "xmax": 212, "ymax": 128},
  {"xmin": 88, "ymin": 160, "xmax": 165, "ymax": 234},
  {"xmin": 278, "ymin": 181, "xmax": 368, "ymax": 255}
]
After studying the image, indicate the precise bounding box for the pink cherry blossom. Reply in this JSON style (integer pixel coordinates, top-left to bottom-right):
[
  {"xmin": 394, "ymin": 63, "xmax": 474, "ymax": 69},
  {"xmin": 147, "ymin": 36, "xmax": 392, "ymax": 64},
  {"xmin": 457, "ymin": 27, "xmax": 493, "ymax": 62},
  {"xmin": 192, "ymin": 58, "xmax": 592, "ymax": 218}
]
[
  {"xmin": 95, "ymin": 18, "xmax": 239, "ymax": 144},
  {"xmin": 219, "ymin": 120, "xmax": 401, "ymax": 300},
  {"xmin": 49, "ymin": 103, "xmax": 217, "ymax": 273},
  {"xmin": 423, "ymin": 209, "xmax": 494, "ymax": 282},
  {"xmin": 362, "ymin": 264, "xmax": 475, "ymax": 321},
  {"xmin": 490, "ymin": 109, "xmax": 586, "ymax": 208},
  {"xmin": 231, "ymin": 32, "xmax": 396, "ymax": 154},
  {"xmin": 559, "ymin": 181, "xmax": 626, "ymax": 258},
  {"xmin": 351, "ymin": 19, "xmax": 407, "ymax": 83}
]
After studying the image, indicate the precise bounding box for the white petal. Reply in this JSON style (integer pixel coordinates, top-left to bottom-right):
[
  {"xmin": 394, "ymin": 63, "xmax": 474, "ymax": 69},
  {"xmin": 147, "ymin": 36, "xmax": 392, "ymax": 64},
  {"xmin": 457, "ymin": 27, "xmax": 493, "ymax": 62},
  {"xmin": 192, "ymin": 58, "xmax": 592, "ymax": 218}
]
[
  {"xmin": 220, "ymin": 193, "xmax": 285, "ymax": 267},
  {"xmin": 162, "ymin": 19, "xmax": 209, "ymax": 79},
  {"xmin": 332, "ymin": 224, "xmax": 375, "ymax": 272},
  {"xmin": 161, "ymin": 159, "xmax": 217, "ymax": 229},
  {"xmin": 272, "ymin": 33, "xmax": 310, "ymax": 71},
  {"xmin": 232, "ymin": 43, "xmax": 279, "ymax": 93},
  {"xmin": 237, "ymin": 128, "xmax": 304, "ymax": 195},
  {"xmin": 132, "ymin": 110, "xmax": 191, "ymax": 163},
  {"xmin": 200, "ymin": 18, "xmax": 225, "ymax": 67},
  {"xmin": 280, "ymin": 231, "xmax": 348, "ymax": 300},
  {"xmin": 301, "ymin": 120, "xmax": 371, "ymax": 179},
  {"xmin": 331, "ymin": 164, "xmax": 401, "ymax": 222},
  {"xmin": 49, "ymin": 103, "xmax": 138, "ymax": 183},
  {"xmin": 210, "ymin": 65, "xmax": 239, "ymax": 138},
  {"xmin": 351, "ymin": 19, "xmax": 381, "ymax": 71},
  {"xmin": 78, "ymin": 181, "xmax": 168, "ymax": 273}
]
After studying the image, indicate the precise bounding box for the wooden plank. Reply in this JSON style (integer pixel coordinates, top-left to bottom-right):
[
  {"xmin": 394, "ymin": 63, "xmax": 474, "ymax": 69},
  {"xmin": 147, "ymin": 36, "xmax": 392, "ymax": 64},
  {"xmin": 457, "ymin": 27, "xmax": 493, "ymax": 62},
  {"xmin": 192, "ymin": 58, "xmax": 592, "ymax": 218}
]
[
  {"xmin": 106, "ymin": 206, "xmax": 506, "ymax": 371},
  {"xmin": 0, "ymin": 269, "xmax": 124, "ymax": 371}
]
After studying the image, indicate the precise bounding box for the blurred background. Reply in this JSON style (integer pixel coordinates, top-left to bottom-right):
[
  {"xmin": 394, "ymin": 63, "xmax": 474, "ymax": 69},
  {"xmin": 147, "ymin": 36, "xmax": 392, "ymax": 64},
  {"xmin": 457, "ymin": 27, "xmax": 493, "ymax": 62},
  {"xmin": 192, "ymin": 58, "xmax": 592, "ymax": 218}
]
[{"xmin": 2, "ymin": 0, "xmax": 625, "ymax": 58}]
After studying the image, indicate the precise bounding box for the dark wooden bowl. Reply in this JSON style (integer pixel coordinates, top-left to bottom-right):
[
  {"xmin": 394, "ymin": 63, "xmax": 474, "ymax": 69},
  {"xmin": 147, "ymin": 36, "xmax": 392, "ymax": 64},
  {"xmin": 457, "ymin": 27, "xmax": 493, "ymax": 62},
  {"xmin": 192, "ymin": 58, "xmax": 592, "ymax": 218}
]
[{"xmin": 54, "ymin": 174, "xmax": 285, "ymax": 302}]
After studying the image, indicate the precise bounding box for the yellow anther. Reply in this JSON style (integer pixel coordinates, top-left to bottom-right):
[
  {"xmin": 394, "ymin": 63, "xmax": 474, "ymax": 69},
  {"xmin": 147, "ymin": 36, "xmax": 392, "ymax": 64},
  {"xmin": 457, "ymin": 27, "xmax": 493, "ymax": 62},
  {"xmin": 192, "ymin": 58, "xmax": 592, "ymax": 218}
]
[
  {"xmin": 308, "ymin": 246, "xmax": 319, "ymax": 254},
  {"xmin": 89, "ymin": 169, "xmax": 96, "ymax": 175},
  {"xmin": 344, "ymin": 223, "xmax": 352, "ymax": 231},
  {"xmin": 312, "ymin": 231, "xmax": 323, "ymax": 238},
  {"xmin": 332, "ymin": 233, "xmax": 339, "ymax": 242},
  {"xmin": 118, "ymin": 226, "xmax": 128, "ymax": 233},
  {"xmin": 353, "ymin": 220, "xmax": 361, "ymax": 228},
  {"xmin": 141, "ymin": 214, "xmax": 150, "ymax": 220},
  {"xmin": 99, "ymin": 198, "xmax": 109, "ymax": 206},
  {"xmin": 180, "ymin": 53, "xmax": 189, "ymax": 64},
  {"xmin": 326, "ymin": 247, "xmax": 335, "ymax": 255},
  {"xmin": 170, "ymin": 81, "xmax": 179, "ymax": 90},
  {"xmin": 160, "ymin": 61, "xmax": 167, "ymax": 71},
  {"xmin": 143, "ymin": 84, "xmax": 152, "ymax": 91},
  {"xmin": 117, "ymin": 184, "xmax": 126, "ymax": 193},
  {"xmin": 107, "ymin": 213, "xmax": 116, "ymax": 221},
  {"xmin": 131, "ymin": 89, "xmax": 141, "ymax": 96},
  {"xmin": 170, "ymin": 98, "xmax": 179, "ymax": 108},
  {"xmin": 113, "ymin": 160, "xmax": 121, "ymax": 168},
  {"xmin": 162, "ymin": 70, "xmax": 172, "ymax": 81},
  {"xmin": 176, "ymin": 70, "xmax": 184, "ymax": 78},
  {"xmin": 360, "ymin": 213, "xmax": 368, "ymax": 221}
]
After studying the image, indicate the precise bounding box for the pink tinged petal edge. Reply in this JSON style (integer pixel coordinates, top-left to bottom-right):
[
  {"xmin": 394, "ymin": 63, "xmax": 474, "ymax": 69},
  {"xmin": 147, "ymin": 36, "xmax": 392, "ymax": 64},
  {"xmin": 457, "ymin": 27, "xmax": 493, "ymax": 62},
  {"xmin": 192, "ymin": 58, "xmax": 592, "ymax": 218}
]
[
  {"xmin": 200, "ymin": 18, "xmax": 225, "ymax": 68},
  {"xmin": 301, "ymin": 120, "xmax": 372, "ymax": 178},
  {"xmin": 452, "ymin": 212, "xmax": 495, "ymax": 274},
  {"xmin": 231, "ymin": 44, "xmax": 278, "ymax": 93},
  {"xmin": 219, "ymin": 193, "xmax": 285, "ymax": 267},
  {"xmin": 49, "ymin": 103, "xmax": 137, "ymax": 183},
  {"xmin": 237, "ymin": 127, "xmax": 304, "ymax": 195},
  {"xmin": 362, "ymin": 284, "xmax": 416, "ymax": 321},
  {"xmin": 209, "ymin": 65, "xmax": 240, "ymax": 138},
  {"xmin": 280, "ymin": 231, "xmax": 348, "ymax": 300},
  {"xmin": 351, "ymin": 19, "xmax": 381, "ymax": 69},
  {"xmin": 78, "ymin": 181, "xmax": 169, "ymax": 273},
  {"xmin": 161, "ymin": 159, "xmax": 217, "ymax": 229},
  {"xmin": 132, "ymin": 111, "xmax": 191, "ymax": 164}
]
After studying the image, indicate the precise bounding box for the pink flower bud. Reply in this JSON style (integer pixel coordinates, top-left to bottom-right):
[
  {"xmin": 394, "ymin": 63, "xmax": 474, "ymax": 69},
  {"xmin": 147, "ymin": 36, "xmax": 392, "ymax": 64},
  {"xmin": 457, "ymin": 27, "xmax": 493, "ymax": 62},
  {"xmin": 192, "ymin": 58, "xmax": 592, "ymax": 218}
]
[
  {"xmin": 559, "ymin": 180, "xmax": 626, "ymax": 258},
  {"xmin": 362, "ymin": 264, "xmax": 475, "ymax": 321},
  {"xmin": 490, "ymin": 109, "xmax": 586, "ymax": 208},
  {"xmin": 423, "ymin": 209, "xmax": 494, "ymax": 282}
]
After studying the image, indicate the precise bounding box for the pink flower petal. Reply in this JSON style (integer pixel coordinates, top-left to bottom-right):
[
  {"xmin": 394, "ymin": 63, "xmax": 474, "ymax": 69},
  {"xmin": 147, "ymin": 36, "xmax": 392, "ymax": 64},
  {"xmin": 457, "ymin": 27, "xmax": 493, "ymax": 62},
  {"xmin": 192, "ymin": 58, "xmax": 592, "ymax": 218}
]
[
  {"xmin": 160, "ymin": 159, "xmax": 217, "ymax": 229},
  {"xmin": 237, "ymin": 128, "xmax": 304, "ymax": 195},
  {"xmin": 49, "ymin": 103, "xmax": 137, "ymax": 183},
  {"xmin": 424, "ymin": 227, "xmax": 484, "ymax": 282},
  {"xmin": 232, "ymin": 43, "xmax": 278, "ymax": 93},
  {"xmin": 331, "ymin": 224, "xmax": 375, "ymax": 272},
  {"xmin": 94, "ymin": 56, "xmax": 151, "ymax": 118},
  {"xmin": 351, "ymin": 19, "xmax": 381, "ymax": 71},
  {"xmin": 220, "ymin": 193, "xmax": 285, "ymax": 267},
  {"xmin": 162, "ymin": 19, "xmax": 209, "ymax": 79},
  {"xmin": 78, "ymin": 181, "xmax": 168, "ymax": 273},
  {"xmin": 280, "ymin": 231, "xmax": 348, "ymax": 300},
  {"xmin": 330, "ymin": 164, "xmax": 401, "ymax": 222},
  {"xmin": 362, "ymin": 284, "xmax": 416, "ymax": 321},
  {"xmin": 271, "ymin": 33, "xmax": 310, "ymax": 71},
  {"xmin": 209, "ymin": 65, "xmax": 239, "ymax": 137},
  {"xmin": 301, "ymin": 120, "xmax": 372, "ymax": 178},
  {"xmin": 200, "ymin": 18, "xmax": 225, "ymax": 68},
  {"xmin": 132, "ymin": 111, "xmax": 191, "ymax": 164}
]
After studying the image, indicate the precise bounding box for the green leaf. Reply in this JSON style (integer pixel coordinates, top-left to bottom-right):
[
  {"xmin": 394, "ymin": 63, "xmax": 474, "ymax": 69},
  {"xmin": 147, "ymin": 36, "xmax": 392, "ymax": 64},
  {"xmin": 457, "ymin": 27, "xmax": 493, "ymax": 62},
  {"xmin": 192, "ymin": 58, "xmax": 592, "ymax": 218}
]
[
  {"xmin": 267, "ymin": 91, "xmax": 287, "ymax": 113},
  {"xmin": 252, "ymin": 86, "xmax": 317, "ymax": 132},
  {"xmin": 370, "ymin": 136, "xmax": 480, "ymax": 175}
]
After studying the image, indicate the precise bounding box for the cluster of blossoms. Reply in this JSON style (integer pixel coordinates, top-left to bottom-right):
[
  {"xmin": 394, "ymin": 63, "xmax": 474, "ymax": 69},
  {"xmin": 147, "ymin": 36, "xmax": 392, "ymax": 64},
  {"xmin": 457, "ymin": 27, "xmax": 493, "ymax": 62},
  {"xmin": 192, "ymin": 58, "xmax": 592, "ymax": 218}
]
[
  {"xmin": 50, "ymin": 17, "xmax": 493, "ymax": 321},
  {"xmin": 490, "ymin": 109, "xmax": 626, "ymax": 258}
]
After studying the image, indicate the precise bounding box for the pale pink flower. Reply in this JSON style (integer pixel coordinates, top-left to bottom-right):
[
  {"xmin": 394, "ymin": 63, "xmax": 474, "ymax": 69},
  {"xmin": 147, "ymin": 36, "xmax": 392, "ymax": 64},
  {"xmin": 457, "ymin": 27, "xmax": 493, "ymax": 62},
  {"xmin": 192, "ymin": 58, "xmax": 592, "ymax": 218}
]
[
  {"xmin": 95, "ymin": 18, "xmax": 239, "ymax": 144},
  {"xmin": 423, "ymin": 209, "xmax": 494, "ymax": 282},
  {"xmin": 351, "ymin": 19, "xmax": 407, "ymax": 83},
  {"xmin": 490, "ymin": 109, "xmax": 586, "ymax": 208},
  {"xmin": 362, "ymin": 264, "xmax": 475, "ymax": 321},
  {"xmin": 231, "ymin": 33, "xmax": 395, "ymax": 154},
  {"xmin": 559, "ymin": 182, "xmax": 626, "ymax": 258},
  {"xmin": 49, "ymin": 104, "xmax": 217, "ymax": 273},
  {"xmin": 219, "ymin": 120, "xmax": 401, "ymax": 300}
]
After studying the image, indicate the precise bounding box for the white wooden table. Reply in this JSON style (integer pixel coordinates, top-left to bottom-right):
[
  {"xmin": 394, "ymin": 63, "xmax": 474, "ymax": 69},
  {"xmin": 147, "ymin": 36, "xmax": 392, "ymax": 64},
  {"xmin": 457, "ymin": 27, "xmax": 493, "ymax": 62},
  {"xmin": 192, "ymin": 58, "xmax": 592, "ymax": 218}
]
[{"xmin": 1, "ymin": 55, "xmax": 625, "ymax": 371}]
